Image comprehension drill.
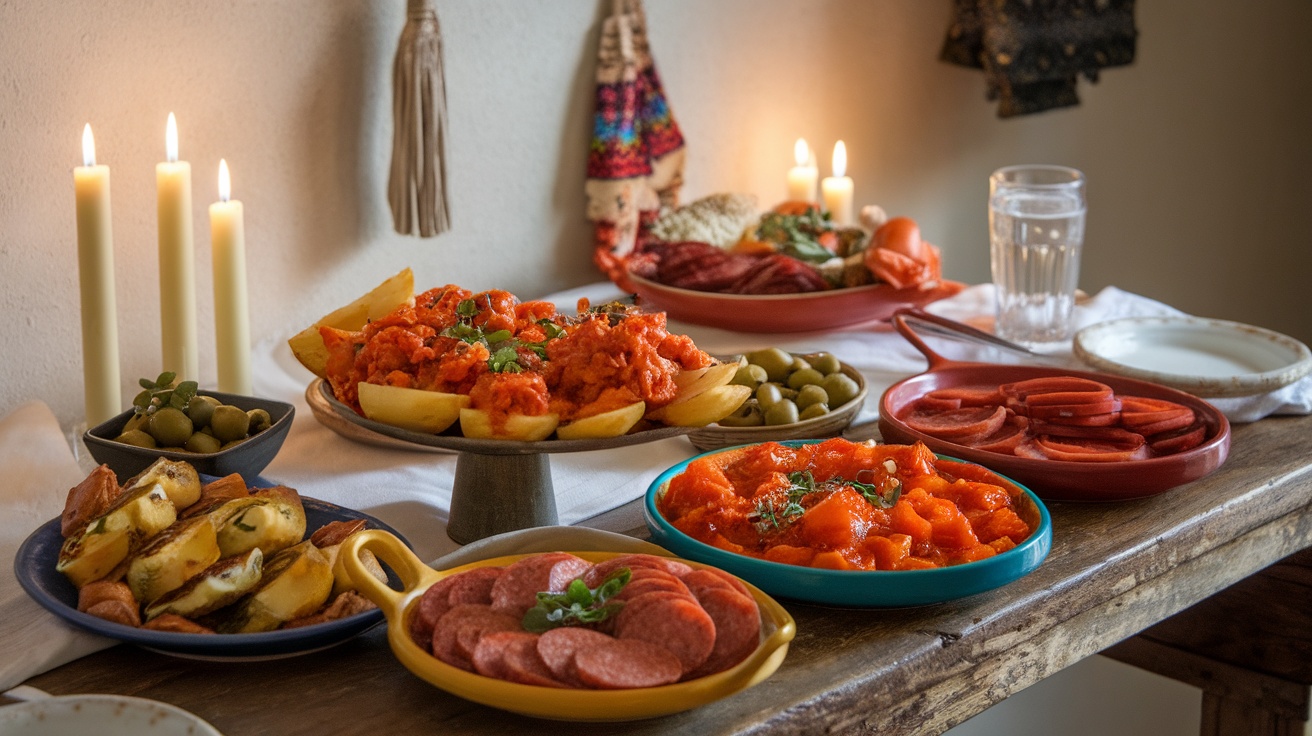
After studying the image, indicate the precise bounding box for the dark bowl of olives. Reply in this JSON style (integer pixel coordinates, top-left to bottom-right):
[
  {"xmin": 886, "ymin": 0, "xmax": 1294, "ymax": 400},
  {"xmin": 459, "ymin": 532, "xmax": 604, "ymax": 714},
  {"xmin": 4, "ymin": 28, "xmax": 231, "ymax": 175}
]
[
  {"xmin": 83, "ymin": 390, "xmax": 295, "ymax": 482},
  {"xmin": 686, "ymin": 349, "xmax": 867, "ymax": 452}
]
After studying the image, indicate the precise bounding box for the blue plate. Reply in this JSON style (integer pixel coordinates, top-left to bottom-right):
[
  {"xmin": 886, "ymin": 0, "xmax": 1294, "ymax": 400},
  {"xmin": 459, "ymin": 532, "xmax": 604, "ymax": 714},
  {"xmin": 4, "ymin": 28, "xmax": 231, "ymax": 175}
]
[
  {"xmin": 14, "ymin": 496, "xmax": 409, "ymax": 660},
  {"xmin": 644, "ymin": 441, "xmax": 1052, "ymax": 608}
]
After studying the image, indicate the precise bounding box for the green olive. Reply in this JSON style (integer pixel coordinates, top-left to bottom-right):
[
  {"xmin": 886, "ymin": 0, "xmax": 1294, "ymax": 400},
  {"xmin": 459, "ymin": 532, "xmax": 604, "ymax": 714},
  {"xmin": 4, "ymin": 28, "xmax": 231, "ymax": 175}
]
[
  {"xmin": 799, "ymin": 402, "xmax": 831, "ymax": 421},
  {"xmin": 730, "ymin": 363, "xmax": 768, "ymax": 389},
  {"xmin": 122, "ymin": 412, "xmax": 149, "ymax": 433},
  {"xmin": 810, "ymin": 352, "xmax": 842, "ymax": 375},
  {"xmin": 787, "ymin": 368, "xmax": 825, "ymax": 390},
  {"xmin": 187, "ymin": 395, "xmax": 221, "ymax": 428},
  {"xmin": 745, "ymin": 347, "xmax": 794, "ymax": 383},
  {"xmin": 210, "ymin": 404, "xmax": 251, "ymax": 443},
  {"xmin": 763, "ymin": 399, "xmax": 800, "ymax": 426},
  {"xmin": 184, "ymin": 431, "xmax": 223, "ymax": 454},
  {"xmin": 795, "ymin": 384, "xmax": 830, "ymax": 410},
  {"xmin": 755, "ymin": 383, "xmax": 784, "ymax": 409},
  {"xmin": 115, "ymin": 429, "xmax": 157, "ymax": 449},
  {"xmin": 790, "ymin": 356, "xmax": 812, "ymax": 372},
  {"xmin": 717, "ymin": 401, "xmax": 764, "ymax": 427},
  {"xmin": 220, "ymin": 438, "xmax": 247, "ymax": 450},
  {"xmin": 148, "ymin": 407, "xmax": 194, "ymax": 447},
  {"xmin": 821, "ymin": 373, "xmax": 861, "ymax": 408},
  {"xmin": 247, "ymin": 408, "xmax": 273, "ymax": 434}
]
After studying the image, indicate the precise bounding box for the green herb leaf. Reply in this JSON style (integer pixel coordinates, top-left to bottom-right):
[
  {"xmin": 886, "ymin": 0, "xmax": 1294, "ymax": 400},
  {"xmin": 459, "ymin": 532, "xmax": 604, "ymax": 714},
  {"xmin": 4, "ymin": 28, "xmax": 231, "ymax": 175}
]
[
  {"xmin": 520, "ymin": 568, "xmax": 630, "ymax": 633},
  {"xmin": 483, "ymin": 329, "xmax": 512, "ymax": 344},
  {"xmin": 488, "ymin": 346, "xmax": 523, "ymax": 373}
]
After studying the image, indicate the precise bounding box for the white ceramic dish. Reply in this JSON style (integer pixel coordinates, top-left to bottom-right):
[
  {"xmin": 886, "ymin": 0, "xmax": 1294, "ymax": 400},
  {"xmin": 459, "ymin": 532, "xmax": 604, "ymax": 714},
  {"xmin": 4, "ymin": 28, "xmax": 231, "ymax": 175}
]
[
  {"xmin": 0, "ymin": 687, "xmax": 222, "ymax": 735},
  {"xmin": 1073, "ymin": 316, "xmax": 1312, "ymax": 398}
]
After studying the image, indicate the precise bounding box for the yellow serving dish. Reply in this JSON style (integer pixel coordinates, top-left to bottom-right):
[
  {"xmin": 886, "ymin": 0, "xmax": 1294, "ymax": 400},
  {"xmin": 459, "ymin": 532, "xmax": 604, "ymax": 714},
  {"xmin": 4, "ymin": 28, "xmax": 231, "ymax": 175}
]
[{"xmin": 340, "ymin": 529, "xmax": 796, "ymax": 722}]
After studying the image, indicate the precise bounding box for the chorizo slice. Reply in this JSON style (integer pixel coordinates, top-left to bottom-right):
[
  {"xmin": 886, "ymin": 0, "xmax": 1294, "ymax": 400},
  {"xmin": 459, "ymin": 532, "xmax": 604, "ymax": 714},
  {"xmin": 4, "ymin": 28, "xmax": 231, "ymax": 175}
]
[
  {"xmin": 1147, "ymin": 421, "xmax": 1208, "ymax": 456},
  {"xmin": 615, "ymin": 594, "xmax": 715, "ymax": 675},
  {"xmin": 574, "ymin": 639, "xmax": 683, "ymax": 689},
  {"xmin": 431, "ymin": 604, "xmax": 508, "ymax": 671},
  {"xmin": 455, "ymin": 610, "xmax": 522, "ymax": 661},
  {"xmin": 447, "ymin": 566, "xmax": 504, "ymax": 607},
  {"xmin": 410, "ymin": 575, "xmax": 462, "ymax": 650},
  {"xmin": 583, "ymin": 554, "xmax": 693, "ymax": 588},
  {"xmin": 490, "ymin": 553, "xmax": 593, "ymax": 618},
  {"xmin": 501, "ymin": 632, "xmax": 569, "ymax": 688},
  {"xmin": 472, "ymin": 630, "xmax": 535, "ymax": 680},
  {"xmin": 903, "ymin": 405, "xmax": 1007, "ymax": 440},
  {"xmin": 687, "ymin": 587, "xmax": 761, "ymax": 678},
  {"xmin": 683, "ymin": 567, "xmax": 752, "ymax": 599},
  {"xmin": 536, "ymin": 627, "xmax": 614, "ymax": 685}
]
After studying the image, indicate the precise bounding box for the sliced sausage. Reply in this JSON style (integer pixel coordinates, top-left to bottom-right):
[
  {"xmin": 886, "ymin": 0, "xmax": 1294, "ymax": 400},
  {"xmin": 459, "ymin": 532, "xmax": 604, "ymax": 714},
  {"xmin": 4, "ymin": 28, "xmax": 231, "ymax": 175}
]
[
  {"xmin": 455, "ymin": 610, "xmax": 521, "ymax": 661},
  {"xmin": 536, "ymin": 626, "xmax": 614, "ymax": 685},
  {"xmin": 583, "ymin": 554, "xmax": 692, "ymax": 588},
  {"xmin": 687, "ymin": 587, "xmax": 761, "ymax": 678},
  {"xmin": 431, "ymin": 604, "xmax": 510, "ymax": 671},
  {"xmin": 574, "ymin": 638, "xmax": 683, "ymax": 689},
  {"xmin": 615, "ymin": 593, "xmax": 716, "ymax": 675},
  {"xmin": 490, "ymin": 553, "xmax": 593, "ymax": 618},
  {"xmin": 501, "ymin": 631, "xmax": 568, "ymax": 688},
  {"xmin": 471, "ymin": 630, "xmax": 531, "ymax": 679},
  {"xmin": 447, "ymin": 566, "xmax": 504, "ymax": 607},
  {"xmin": 410, "ymin": 575, "xmax": 461, "ymax": 651}
]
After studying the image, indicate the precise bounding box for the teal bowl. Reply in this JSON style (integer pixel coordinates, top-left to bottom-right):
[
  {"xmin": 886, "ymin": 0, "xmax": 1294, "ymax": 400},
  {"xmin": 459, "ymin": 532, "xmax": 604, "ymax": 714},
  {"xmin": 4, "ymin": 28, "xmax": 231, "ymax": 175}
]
[{"xmin": 643, "ymin": 440, "xmax": 1053, "ymax": 608}]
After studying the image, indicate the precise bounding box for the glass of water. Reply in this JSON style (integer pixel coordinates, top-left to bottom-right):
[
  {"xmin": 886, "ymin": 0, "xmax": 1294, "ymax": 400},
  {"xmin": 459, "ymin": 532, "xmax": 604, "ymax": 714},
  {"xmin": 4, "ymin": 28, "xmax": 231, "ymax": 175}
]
[{"xmin": 989, "ymin": 165, "xmax": 1086, "ymax": 348}]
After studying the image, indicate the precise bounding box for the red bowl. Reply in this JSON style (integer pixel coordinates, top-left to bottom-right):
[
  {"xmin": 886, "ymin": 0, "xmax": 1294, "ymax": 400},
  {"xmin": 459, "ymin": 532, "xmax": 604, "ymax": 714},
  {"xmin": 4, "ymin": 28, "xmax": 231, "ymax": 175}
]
[
  {"xmin": 627, "ymin": 272, "xmax": 965, "ymax": 333},
  {"xmin": 877, "ymin": 314, "xmax": 1231, "ymax": 502}
]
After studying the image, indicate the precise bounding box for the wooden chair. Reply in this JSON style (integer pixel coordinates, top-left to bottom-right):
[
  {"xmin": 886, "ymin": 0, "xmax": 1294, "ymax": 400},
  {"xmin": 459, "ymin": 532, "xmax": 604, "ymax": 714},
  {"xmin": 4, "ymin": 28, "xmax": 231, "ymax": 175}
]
[{"xmin": 1102, "ymin": 547, "xmax": 1312, "ymax": 735}]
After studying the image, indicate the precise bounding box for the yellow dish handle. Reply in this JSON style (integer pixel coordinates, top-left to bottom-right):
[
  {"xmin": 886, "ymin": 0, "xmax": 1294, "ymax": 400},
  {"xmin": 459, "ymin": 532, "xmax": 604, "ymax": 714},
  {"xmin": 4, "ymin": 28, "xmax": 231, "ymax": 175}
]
[{"xmin": 340, "ymin": 529, "xmax": 434, "ymax": 619}]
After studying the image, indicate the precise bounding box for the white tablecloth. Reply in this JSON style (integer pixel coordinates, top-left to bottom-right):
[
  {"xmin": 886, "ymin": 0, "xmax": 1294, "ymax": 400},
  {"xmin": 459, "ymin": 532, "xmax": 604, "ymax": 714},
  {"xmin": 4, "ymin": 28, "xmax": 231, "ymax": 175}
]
[{"xmin": 5, "ymin": 281, "xmax": 1310, "ymax": 691}]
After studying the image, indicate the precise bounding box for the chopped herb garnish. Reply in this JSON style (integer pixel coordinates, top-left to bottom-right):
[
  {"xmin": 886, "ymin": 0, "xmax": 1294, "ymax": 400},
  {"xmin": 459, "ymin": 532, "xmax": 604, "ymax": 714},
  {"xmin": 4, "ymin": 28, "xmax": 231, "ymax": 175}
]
[
  {"xmin": 521, "ymin": 569, "xmax": 630, "ymax": 633},
  {"xmin": 488, "ymin": 346, "xmax": 524, "ymax": 373},
  {"xmin": 131, "ymin": 372, "xmax": 198, "ymax": 416}
]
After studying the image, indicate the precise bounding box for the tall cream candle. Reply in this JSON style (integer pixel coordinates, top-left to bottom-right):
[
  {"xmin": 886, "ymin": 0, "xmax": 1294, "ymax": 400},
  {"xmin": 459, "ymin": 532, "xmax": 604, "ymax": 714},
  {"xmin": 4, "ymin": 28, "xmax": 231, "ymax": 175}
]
[
  {"xmin": 74, "ymin": 124, "xmax": 122, "ymax": 425},
  {"xmin": 210, "ymin": 159, "xmax": 251, "ymax": 395},
  {"xmin": 821, "ymin": 140, "xmax": 855, "ymax": 226},
  {"xmin": 786, "ymin": 138, "xmax": 818, "ymax": 203},
  {"xmin": 156, "ymin": 112, "xmax": 199, "ymax": 382}
]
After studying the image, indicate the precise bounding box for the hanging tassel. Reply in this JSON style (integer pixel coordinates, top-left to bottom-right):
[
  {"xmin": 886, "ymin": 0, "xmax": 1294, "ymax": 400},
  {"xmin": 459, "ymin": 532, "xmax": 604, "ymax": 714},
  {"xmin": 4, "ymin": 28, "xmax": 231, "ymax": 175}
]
[{"xmin": 389, "ymin": 0, "xmax": 451, "ymax": 237}]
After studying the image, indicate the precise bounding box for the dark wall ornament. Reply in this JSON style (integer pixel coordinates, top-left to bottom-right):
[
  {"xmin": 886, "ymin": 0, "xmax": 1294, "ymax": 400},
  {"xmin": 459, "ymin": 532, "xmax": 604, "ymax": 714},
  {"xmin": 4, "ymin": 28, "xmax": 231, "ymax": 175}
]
[{"xmin": 941, "ymin": 0, "xmax": 1138, "ymax": 118}]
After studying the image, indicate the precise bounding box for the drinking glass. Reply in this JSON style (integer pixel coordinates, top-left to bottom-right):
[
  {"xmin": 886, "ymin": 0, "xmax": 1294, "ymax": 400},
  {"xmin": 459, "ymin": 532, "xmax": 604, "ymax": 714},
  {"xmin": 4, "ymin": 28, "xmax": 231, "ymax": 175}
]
[{"xmin": 989, "ymin": 165, "xmax": 1086, "ymax": 347}]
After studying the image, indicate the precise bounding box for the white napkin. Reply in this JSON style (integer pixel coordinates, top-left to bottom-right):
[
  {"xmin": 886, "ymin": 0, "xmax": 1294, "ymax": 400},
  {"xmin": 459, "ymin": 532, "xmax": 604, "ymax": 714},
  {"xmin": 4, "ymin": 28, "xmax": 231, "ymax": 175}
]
[{"xmin": 0, "ymin": 402, "xmax": 116, "ymax": 690}]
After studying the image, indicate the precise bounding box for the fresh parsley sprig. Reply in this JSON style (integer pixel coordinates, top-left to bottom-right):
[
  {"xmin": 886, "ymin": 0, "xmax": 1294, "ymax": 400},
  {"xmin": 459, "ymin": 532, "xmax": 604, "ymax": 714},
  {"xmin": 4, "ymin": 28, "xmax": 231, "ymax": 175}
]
[{"xmin": 521, "ymin": 568, "xmax": 631, "ymax": 633}]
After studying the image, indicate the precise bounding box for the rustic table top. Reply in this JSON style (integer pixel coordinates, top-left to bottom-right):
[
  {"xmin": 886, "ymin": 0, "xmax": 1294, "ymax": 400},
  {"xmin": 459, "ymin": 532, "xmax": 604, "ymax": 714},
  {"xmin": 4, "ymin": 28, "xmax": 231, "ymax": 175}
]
[{"xmin": 17, "ymin": 414, "xmax": 1312, "ymax": 735}]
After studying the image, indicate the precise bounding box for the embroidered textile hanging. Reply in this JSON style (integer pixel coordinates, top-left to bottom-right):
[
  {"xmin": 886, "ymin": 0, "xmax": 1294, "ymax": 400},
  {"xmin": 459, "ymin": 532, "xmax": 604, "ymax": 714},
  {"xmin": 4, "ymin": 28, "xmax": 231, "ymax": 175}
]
[
  {"xmin": 941, "ymin": 0, "xmax": 1138, "ymax": 118},
  {"xmin": 586, "ymin": 0, "xmax": 686, "ymax": 289}
]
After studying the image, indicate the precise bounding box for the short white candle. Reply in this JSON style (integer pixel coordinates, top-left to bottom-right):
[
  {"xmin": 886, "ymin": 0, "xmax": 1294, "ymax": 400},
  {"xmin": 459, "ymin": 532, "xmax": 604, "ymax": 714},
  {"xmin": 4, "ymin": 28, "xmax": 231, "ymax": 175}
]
[
  {"xmin": 73, "ymin": 124, "xmax": 122, "ymax": 425},
  {"xmin": 821, "ymin": 140, "xmax": 855, "ymax": 226},
  {"xmin": 786, "ymin": 138, "xmax": 818, "ymax": 203},
  {"xmin": 210, "ymin": 159, "xmax": 251, "ymax": 395},
  {"xmin": 156, "ymin": 112, "xmax": 199, "ymax": 382}
]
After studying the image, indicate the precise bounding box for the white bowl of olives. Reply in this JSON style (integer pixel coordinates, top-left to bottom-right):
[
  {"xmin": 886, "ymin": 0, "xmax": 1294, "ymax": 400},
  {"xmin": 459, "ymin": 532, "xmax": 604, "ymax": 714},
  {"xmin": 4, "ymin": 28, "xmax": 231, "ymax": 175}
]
[
  {"xmin": 685, "ymin": 349, "xmax": 867, "ymax": 452},
  {"xmin": 84, "ymin": 374, "xmax": 294, "ymax": 482}
]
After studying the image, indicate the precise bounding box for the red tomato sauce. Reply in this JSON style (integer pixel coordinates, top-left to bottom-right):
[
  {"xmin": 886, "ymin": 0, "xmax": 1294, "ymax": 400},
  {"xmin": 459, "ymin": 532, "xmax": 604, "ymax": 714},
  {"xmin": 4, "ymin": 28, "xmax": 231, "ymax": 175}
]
[
  {"xmin": 658, "ymin": 438, "xmax": 1034, "ymax": 571},
  {"xmin": 321, "ymin": 284, "xmax": 714, "ymax": 426}
]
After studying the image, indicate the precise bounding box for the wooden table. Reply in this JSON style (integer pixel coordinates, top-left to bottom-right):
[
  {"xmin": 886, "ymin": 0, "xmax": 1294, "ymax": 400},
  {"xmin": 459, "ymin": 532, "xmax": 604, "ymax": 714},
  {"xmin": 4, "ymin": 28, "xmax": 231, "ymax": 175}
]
[{"xmin": 17, "ymin": 415, "xmax": 1312, "ymax": 735}]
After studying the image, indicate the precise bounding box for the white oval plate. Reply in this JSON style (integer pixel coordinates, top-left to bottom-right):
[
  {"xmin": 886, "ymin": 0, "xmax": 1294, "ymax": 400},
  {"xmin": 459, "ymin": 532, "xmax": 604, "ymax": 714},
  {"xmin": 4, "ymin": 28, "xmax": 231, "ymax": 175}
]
[
  {"xmin": 0, "ymin": 688, "xmax": 222, "ymax": 735},
  {"xmin": 1073, "ymin": 316, "xmax": 1312, "ymax": 398}
]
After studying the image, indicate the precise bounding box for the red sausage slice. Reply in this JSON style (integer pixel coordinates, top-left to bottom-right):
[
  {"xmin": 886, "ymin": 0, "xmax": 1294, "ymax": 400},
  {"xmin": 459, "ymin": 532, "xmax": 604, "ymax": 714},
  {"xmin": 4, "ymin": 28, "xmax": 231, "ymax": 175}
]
[
  {"xmin": 688, "ymin": 587, "xmax": 761, "ymax": 678},
  {"xmin": 432, "ymin": 604, "xmax": 504, "ymax": 671},
  {"xmin": 1029, "ymin": 434, "xmax": 1150, "ymax": 463},
  {"xmin": 904, "ymin": 405, "xmax": 1008, "ymax": 440},
  {"xmin": 1000, "ymin": 377, "xmax": 1114, "ymax": 401},
  {"xmin": 1148, "ymin": 421, "xmax": 1208, "ymax": 455},
  {"xmin": 490, "ymin": 553, "xmax": 593, "ymax": 618},
  {"xmin": 536, "ymin": 627, "xmax": 614, "ymax": 685},
  {"xmin": 615, "ymin": 593, "xmax": 716, "ymax": 675},
  {"xmin": 925, "ymin": 386, "xmax": 1004, "ymax": 407},
  {"xmin": 583, "ymin": 554, "xmax": 693, "ymax": 588},
  {"xmin": 447, "ymin": 566, "xmax": 504, "ymax": 607},
  {"xmin": 501, "ymin": 631, "xmax": 568, "ymax": 688},
  {"xmin": 472, "ymin": 630, "xmax": 533, "ymax": 679},
  {"xmin": 574, "ymin": 639, "xmax": 683, "ymax": 689}
]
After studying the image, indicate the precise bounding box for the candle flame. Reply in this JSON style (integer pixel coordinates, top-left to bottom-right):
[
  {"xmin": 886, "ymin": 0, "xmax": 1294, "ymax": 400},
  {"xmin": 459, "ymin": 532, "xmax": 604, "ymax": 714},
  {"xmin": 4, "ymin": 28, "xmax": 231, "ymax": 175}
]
[
  {"xmin": 832, "ymin": 140, "xmax": 847, "ymax": 179},
  {"xmin": 218, "ymin": 159, "xmax": 231, "ymax": 202},
  {"xmin": 794, "ymin": 138, "xmax": 809, "ymax": 168},
  {"xmin": 81, "ymin": 124, "xmax": 96, "ymax": 167},
  {"xmin": 166, "ymin": 112, "xmax": 178, "ymax": 163}
]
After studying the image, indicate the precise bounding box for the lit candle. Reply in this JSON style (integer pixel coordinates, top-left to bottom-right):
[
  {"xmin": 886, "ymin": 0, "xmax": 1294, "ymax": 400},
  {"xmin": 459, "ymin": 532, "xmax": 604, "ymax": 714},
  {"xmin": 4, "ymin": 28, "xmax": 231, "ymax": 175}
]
[
  {"xmin": 73, "ymin": 124, "xmax": 122, "ymax": 425},
  {"xmin": 821, "ymin": 140, "xmax": 854, "ymax": 226},
  {"xmin": 786, "ymin": 138, "xmax": 818, "ymax": 203},
  {"xmin": 156, "ymin": 112, "xmax": 199, "ymax": 382},
  {"xmin": 210, "ymin": 159, "xmax": 251, "ymax": 395}
]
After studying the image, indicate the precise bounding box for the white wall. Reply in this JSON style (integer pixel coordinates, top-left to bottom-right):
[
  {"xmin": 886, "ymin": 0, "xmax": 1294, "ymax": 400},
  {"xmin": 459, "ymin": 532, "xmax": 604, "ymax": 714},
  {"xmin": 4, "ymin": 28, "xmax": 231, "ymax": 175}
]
[{"xmin": 1, "ymin": 4, "xmax": 1307, "ymax": 725}]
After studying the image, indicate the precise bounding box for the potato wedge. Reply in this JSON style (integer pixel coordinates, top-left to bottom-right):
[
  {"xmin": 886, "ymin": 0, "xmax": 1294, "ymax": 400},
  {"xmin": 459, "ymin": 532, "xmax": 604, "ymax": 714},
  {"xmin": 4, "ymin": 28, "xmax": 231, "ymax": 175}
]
[
  {"xmin": 289, "ymin": 268, "xmax": 415, "ymax": 377},
  {"xmin": 556, "ymin": 401, "xmax": 646, "ymax": 440},
  {"xmin": 215, "ymin": 541, "xmax": 334, "ymax": 633},
  {"xmin": 459, "ymin": 408, "xmax": 559, "ymax": 441},
  {"xmin": 126, "ymin": 516, "xmax": 221, "ymax": 604},
  {"xmin": 357, "ymin": 382, "xmax": 469, "ymax": 434},
  {"xmin": 649, "ymin": 384, "xmax": 752, "ymax": 427},
  {"xmin": 672, "ymin": 361, "xmax": 741, "ymax": 403},
  {"xmin": 57, "ymin": 483, "xmax": 178, "ymax": 588}
]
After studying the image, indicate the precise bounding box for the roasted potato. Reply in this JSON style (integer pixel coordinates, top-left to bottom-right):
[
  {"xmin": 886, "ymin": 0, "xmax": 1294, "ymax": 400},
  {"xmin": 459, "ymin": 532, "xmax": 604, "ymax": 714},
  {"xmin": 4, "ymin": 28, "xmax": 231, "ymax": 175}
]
[
  {"xmin": 458, "ymin": 409, "xmax": 559, "ymax": 441},
  {"xmin": 289, "ymin": 267, "xmax": 415, "ymax": 378},
  {"xmin": 357, "ymin": 382, "xmax": 469, "ymax": 434},
  {"xmin": 555, "ymin": 401, "xmax": 646, "ymax": 440}
]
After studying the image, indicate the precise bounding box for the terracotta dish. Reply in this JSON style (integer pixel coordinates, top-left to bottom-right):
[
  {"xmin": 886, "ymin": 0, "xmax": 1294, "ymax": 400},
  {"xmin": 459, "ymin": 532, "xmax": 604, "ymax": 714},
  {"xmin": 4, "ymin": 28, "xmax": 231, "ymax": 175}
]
[{"xmin": 877, "ymin": 314, "xmax": 1231, "ymax": 501}]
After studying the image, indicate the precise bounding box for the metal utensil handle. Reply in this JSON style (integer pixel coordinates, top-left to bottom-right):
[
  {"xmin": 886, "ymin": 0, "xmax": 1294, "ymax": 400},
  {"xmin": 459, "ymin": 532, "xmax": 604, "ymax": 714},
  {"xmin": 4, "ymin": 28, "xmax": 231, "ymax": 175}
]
[{"xmin": 892, "ymin": 308, "xmax": 1068, "ymax": 366}]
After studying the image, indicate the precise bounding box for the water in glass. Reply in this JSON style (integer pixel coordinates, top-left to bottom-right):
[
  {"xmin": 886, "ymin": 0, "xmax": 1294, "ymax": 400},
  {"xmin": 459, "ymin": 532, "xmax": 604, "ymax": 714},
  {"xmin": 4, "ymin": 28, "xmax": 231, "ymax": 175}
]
[{"xmin": 989, "ymin": 166, "xmax": 1086, "ymax": 347}]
